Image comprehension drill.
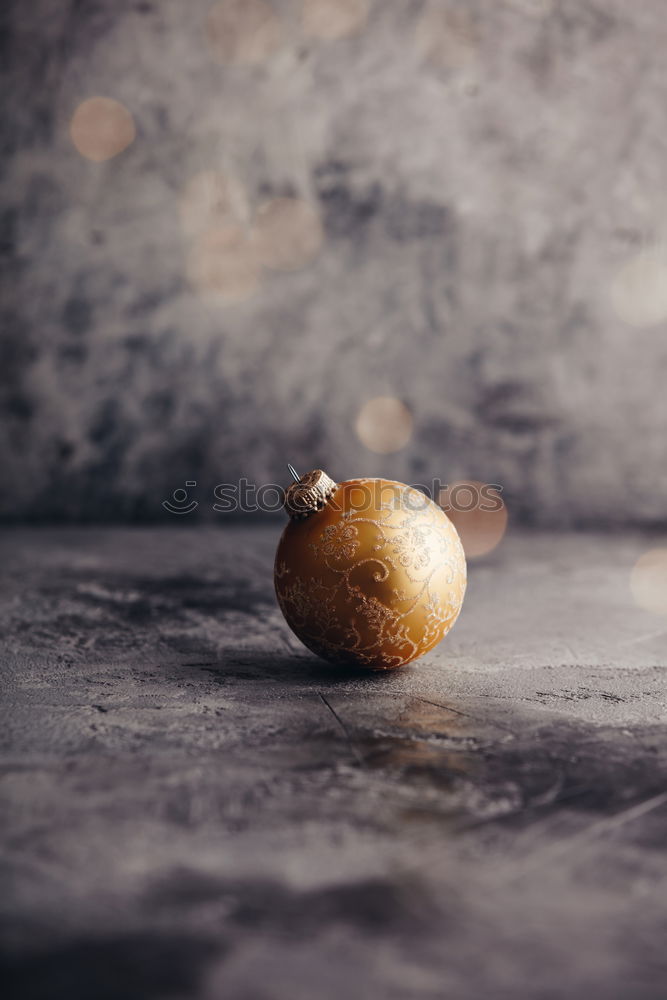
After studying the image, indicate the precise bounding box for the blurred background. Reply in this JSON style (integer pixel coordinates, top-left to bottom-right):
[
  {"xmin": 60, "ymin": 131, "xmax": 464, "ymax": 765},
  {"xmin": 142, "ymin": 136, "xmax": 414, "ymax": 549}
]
[{"xmin": 2, "ymin": 0, "xmax": 666, "ymax": 529}]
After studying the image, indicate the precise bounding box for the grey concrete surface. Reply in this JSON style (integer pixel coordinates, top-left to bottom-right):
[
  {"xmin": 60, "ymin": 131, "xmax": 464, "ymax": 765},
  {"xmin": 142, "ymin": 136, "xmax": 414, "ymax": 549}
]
[
  {"xmin": 1, "ymin": 525, "xmax": 666, "ymax": 998},
  {"xmin": 2, "ymin": 0, "xmax": 667, "ymax": 525}
]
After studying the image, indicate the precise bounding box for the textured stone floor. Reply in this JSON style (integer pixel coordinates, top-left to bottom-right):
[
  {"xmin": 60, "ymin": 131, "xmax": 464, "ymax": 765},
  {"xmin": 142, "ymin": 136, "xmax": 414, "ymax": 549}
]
[{"xmin": 1, "ymin": 526, "xmax": 666, "ymax": 999}]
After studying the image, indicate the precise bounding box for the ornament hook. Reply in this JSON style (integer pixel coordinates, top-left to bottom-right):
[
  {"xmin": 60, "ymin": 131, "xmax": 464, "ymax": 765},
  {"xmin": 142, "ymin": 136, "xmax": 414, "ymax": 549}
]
[
  {"xmin": 283, "ymin": 467, "xmax": 338, "ymax": 520},
  {"xmin": 287, "ymin": 463, "xmax": 300, "ymax": 483}
]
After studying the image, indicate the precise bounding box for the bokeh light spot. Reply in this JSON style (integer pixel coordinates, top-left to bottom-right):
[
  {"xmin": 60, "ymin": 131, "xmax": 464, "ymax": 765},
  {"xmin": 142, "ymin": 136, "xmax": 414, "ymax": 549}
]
[
  {"xmin": 414, "ymin": 4, "xmax": 477, "ymax": 72},
  {"xmin": 355, "ymin": 397, "xmax": 413, "ymax": 454},
  {"xmin": 252, "ymin": 198, "xmax": 323, "ymax": 271},
  {"xmin": 609, "ymin": 248, "xmax": 667, "ymax": 327},
  {"xmin": 207, "ymin": 0, "xmax": 282, "ymax": 65},
  {"xmin": 69, "ymin": 97, "xmax": 136, "ymax": 162},
  {"xmin": 179, "ymin": 171, "xmax": 249, "ymax": 239},
  {"xmin": 302, "ymin": 0, "xmax": 368, "ymax": 40},
  {"xmin": 439, "ymin": 480, "xmax": 508, "ymax": 558},
  {"xmin": 630, "ymin": 549, "xmax": 667, "ymax": 616},
  {"xmin": 506, "ymin": 0, "xmax": 554, "ymax": 19},
  {"xmin": 187, "ymin": 224, "xmax": 260, "ymax": 302}
]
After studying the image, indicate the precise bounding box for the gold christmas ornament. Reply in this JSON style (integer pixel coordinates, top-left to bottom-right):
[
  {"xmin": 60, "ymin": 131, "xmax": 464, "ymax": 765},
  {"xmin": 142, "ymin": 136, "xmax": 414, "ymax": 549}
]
[{"xmin": 274, "ymin": 467, "xmax": 467, "ymax": 670}]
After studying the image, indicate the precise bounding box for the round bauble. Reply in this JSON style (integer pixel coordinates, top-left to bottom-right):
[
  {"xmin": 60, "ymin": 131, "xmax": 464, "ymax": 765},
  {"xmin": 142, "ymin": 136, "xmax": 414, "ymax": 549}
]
[{"xmin": 274, "ymin": 469, "xmax": 466, "ymax": 670}]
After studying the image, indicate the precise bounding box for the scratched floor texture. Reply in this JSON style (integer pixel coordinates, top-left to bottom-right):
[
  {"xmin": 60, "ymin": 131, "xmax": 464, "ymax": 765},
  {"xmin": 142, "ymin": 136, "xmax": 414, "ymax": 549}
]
[{"xmin": 1, "ymin": 526, "xmax": 666, "ymax": 1000}]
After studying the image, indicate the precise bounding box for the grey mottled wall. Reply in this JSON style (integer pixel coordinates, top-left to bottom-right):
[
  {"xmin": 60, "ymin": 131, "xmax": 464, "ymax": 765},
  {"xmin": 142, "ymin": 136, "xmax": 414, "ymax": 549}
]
[{"xmin": 2, "ymin": 0, "xmax": 667, "ymax": 524}]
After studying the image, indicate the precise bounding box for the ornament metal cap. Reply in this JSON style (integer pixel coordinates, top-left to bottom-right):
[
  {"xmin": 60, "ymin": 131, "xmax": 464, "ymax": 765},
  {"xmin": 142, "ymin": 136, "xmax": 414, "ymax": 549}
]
[{"xmin": 283, "ymin": 466, "xmax": 338, "ymax": 520}]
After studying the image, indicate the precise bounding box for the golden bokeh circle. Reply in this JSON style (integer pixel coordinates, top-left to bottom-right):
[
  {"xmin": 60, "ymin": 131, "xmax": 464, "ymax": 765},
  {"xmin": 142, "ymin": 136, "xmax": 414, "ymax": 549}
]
[
  {"xmin": 302, "ymin": 0, "xmax": 368, "ymax": 40},
  {"xmin": 609, "ymin": 249, "xmax": 667, "ymax": 328},
  {"xmin": 414, "ymin": 4, "xmax": 477, "ymax": 72},
  {"xmin": 187, "ymin": 224, "xmax": 260, "ymax": 302},
  {"xmin": 506, "ymin": 0, "xmax": 554, "ymax": 19},
  {"xmin": 355, "ymin": 397, "xmax": 413, "ymax": 454},
  {"xmin": 630, "ymin": 549, "xmax": 667, "ymax": 616},
  {"xmin": 69, "ymin": 97, "xmax": 136, "ymax": 162},
  {"xmin": 206, "ymin": 0, "xmax": 282, "ymax": 65},
  {"xmin": 179, "ymin": 171, "xmax": 249, "ymax": 239},
  {"xmin": 439, "ymin": 481, "xmax": 508, "ymax": 558},
  {"xmin": 251, "ymin": 198, "xmax": 324, "ymax": 271}
]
